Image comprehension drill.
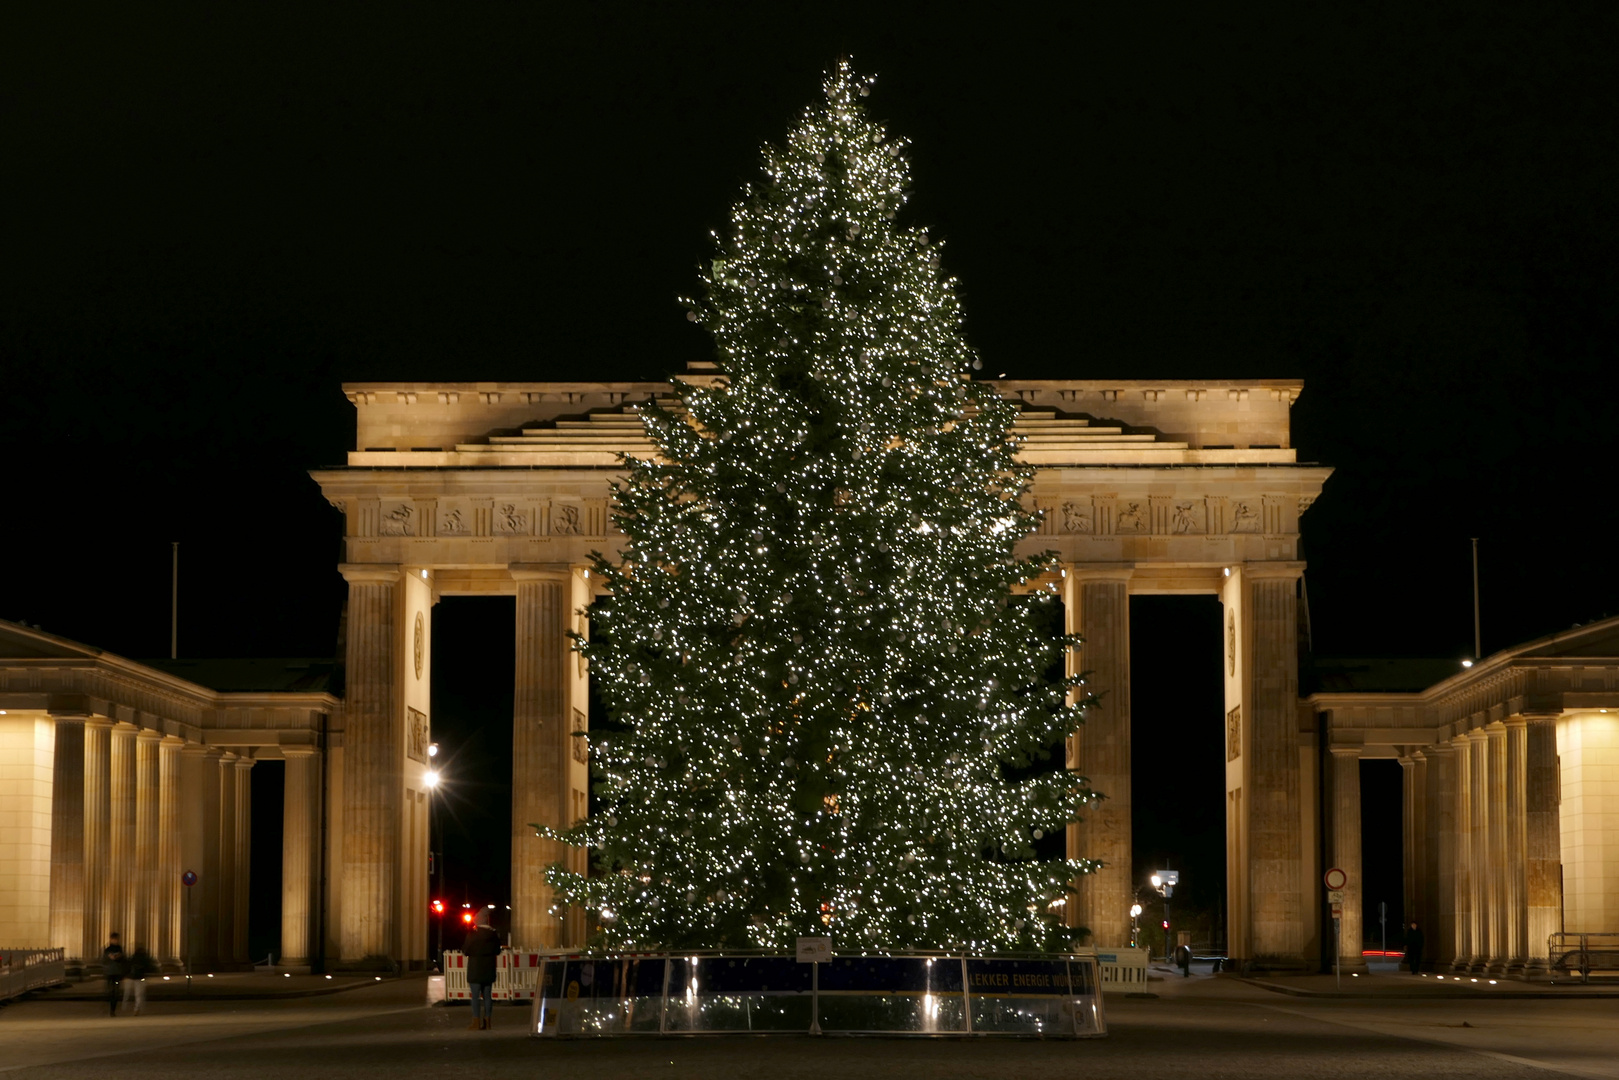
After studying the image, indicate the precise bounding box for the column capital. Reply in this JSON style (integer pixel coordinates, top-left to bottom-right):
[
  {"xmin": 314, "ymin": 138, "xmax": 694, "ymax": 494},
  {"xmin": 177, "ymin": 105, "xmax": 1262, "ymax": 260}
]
[
  {"xmin": 48, "ymin": 711, "xmax": 90, "ymax": 723},
  {"xmin": 1329, "ymin": 744, "xmax": 1362, "ymax": 759},
  {"xmin": 160, "ymin": 734, "xmax": 187, "ymax": 748},
  {"xmin": 233, "ymin": 754, "xmax": 256, "ymax": 772},
  {"xmin": 509, "ymin": 562, "xmax": 573, "ymax": 584},
  {"xmin": 179, "ymin": 740, "xmax": 218, "ymax": 758},
  {"xmin": 1503, "ymin": 715, "xmax": 1529, "ymax": 729},
  {"xmin": 1060, "ymin": 564, "xmax": 1135, "ymax": 584},
  {"xmin": 1426, "ymin": 741, "xmax": 1456, "ymax": 758},
  {"xmin": 1239, "ymin": 561, "xmax": 1305, "ymax": 582},
  {"xmin": 136, "ymin": 727, "xmax": 163, "ymax": 743},
  {"xmin": 111, "ymin": 719, "xmax": 138, "ymax": 734},
  {"xmin": 281, "ymin": 744, "xmax": 319, "ymax": 759},
  {"xmin": 339, "ymin": 563, "xmax": 402, "ymax": 585}
]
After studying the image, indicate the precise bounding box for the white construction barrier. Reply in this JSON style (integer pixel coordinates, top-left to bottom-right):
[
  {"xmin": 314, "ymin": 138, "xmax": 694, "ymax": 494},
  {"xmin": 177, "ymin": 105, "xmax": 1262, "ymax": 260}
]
[
  {"xmin": 1090, "ymin": 948, "xmax": 1150, "ymax": 989},
  {"xmin": 441, "ymin": 948, "xmax": 548, "ymax": 1003}
]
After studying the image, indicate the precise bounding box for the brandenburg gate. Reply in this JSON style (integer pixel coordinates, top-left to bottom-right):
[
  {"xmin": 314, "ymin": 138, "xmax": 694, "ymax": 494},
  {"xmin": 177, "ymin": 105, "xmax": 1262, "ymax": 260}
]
[{"xmin": 308, "ymin": 368, "xmax": 1331, "ymax": 967}]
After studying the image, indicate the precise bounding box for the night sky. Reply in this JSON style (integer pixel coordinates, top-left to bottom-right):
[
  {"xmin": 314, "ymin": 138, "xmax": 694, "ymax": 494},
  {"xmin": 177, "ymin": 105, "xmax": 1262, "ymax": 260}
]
[{"xmin": 5, "ymin": 6, "xmax": 1613, "ymax": 956}]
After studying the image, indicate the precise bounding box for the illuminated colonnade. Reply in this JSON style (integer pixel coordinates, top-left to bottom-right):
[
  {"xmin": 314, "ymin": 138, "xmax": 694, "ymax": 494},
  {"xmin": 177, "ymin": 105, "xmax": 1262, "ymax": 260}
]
[
  {"xmin": 0, "ymin": 637, "xmax": 335, "ymax": 972},
  {"xmin": 1310, "ymin": 622, "xmax": 1619, "ymax": 976}
]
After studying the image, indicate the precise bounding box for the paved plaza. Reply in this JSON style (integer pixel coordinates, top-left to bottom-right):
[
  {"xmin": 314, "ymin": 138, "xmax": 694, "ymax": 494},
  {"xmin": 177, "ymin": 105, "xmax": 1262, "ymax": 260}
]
[{"xmin": 4, "ymin": 972, "xmax": 1619, "ymax": 1079}]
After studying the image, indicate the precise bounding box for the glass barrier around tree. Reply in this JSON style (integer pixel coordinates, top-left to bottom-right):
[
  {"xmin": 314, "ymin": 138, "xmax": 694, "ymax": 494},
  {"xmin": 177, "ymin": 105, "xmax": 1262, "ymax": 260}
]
[{"xmin": 530, "ymin": 953, "xmax": 1104, "ymax": 1038}]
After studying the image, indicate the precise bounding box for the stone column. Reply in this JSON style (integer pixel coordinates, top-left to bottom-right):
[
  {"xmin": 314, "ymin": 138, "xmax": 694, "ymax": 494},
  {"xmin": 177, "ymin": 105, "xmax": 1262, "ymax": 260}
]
[
  {"xmin": 1485, "ymin": 724, "xmax": 1509, "ymax": 973},
  {"xmin": 512, "ymin": 566, "xmax": 573, "ymax": 949},
  {"xmin": 108, "ymin": 722, "xmax": 137, "ymax": 942},
  {"xmin": 1450, "ymin": 734, "xmax": 1472, "ymax": 971},
  {"xmin": 134, "ymin": 729, "xmax": 161, "ymax": 952},
  {"xmin": 157, "ymin": 736, "xmax": 184, "ymax": 964},
  {"xmin": 1427, "ymin": 744, "xmax": 1455, "ymax": 968},
  {"xmin": 81, "ymin": 719, "xmax": 111, "ymax": 964},
  {"xmin": 1468, "ymin": 732, "xmax": 1489, "ymax": 972},
  {"xmin": 49, "ymin": 716, "xmax": 85, "ymax": 962},
  {"xmin": 281, "ymin": 745, "xmax": 321, "ymax": 968},
  {"xmin": 1245, "ymin": 567, "xmax": 1304, "ymax": 964},
  {"xmin": 1062, "ymin": 567, "xmax": 1132, "ymax": 948},
  {"xmin": 1330, "ymin": 747, "xmax": 1367, "ymax": 973},
  {"xmin": 180, "ymin": 743, "xmax": 220, "ymax": 971},
  {"xmin": 1504, "ymin": 718, "xmax": 1528, "ymax": 974},
  {"xmin": 217, "ymin": 751, "xmax": 238, "ymax": 964},
  {"xmin": 1401, "ymin": 754, "xmax": 1427, "ymax": 940},
  {"xmin": 339, "ymin": 564, "xmax": 403, "ymax": 964},
  {"xmin": 1525, "ymin": 716, "xmax": 1562, "ymax": 976},
  {"xmin": 233, "ymin": 755, "xmax": 254, "ymax": 963}
]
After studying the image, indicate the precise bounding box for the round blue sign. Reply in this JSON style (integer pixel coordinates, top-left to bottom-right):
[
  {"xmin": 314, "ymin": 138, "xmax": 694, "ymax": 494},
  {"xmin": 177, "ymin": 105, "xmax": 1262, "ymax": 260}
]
[{"xmin": 181, "ymin": 870, "xmax": 198, "ymax": 887}]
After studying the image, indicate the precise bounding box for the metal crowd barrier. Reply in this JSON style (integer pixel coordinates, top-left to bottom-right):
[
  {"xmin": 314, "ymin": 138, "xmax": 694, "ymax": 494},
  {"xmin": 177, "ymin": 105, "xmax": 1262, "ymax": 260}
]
[
  {"xmin": 1, "ymin": 948, "xmax": 67, "ymax": 1002},
  {"xmin": 1549, "ymin": 933, "xmax": 1619, "ymax": 983},
  {"xmin": 527, "ymin": 953, "xmax": 1106, "ymax": 1038}
]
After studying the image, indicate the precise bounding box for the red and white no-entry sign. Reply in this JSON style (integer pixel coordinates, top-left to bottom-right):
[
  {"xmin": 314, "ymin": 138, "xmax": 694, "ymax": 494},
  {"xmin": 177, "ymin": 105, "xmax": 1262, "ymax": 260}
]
[{"xmin": 1323, "ymin": 867, "xmax": 1347, "ymax": 891}]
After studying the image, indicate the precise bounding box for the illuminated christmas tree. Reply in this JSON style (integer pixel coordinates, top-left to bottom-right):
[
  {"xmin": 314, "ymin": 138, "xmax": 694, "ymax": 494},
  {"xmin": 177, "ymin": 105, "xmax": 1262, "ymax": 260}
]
[{"xmin": 541, "ymin": 61, "xmax": 1093, "ymax": 952}]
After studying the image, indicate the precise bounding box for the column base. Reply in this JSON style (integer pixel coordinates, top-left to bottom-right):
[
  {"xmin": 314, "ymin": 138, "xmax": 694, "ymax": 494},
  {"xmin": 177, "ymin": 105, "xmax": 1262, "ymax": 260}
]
[
  {"xmin": 1449, "ymin": 956, "xmax": 1472, "ymax": 973},
  {"xmin": 1336, "ymin": 956, "xmax": 1370, "ymax": 975},
  {"xmin": 1468, "ymin": 958, "xmax": 1491, "ymax": 974},
  {"xmin": 1523, "ymin": 958, "xmax": 1550, "ymax": 979}
]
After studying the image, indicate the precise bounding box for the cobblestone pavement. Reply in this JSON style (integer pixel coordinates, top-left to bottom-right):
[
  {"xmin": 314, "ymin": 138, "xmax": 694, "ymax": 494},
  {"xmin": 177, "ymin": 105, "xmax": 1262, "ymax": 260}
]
[{"xmin": 4, "ymin": 975, "xmax": 1615, "ymax": 1079}]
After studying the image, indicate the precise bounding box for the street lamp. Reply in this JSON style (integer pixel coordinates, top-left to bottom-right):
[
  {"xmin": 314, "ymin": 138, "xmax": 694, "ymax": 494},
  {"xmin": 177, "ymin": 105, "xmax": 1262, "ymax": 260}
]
[
  {"xmin": 425, "ymin": 745, "xmax": 444, "ymax": 966},
  {"xmin": 1130, "ymin": 903, "xmax": 1143, "ymax": 948},
  {"xmin": 1150, "ymin": 870, "xmax": 1179, "ymax": 961}
]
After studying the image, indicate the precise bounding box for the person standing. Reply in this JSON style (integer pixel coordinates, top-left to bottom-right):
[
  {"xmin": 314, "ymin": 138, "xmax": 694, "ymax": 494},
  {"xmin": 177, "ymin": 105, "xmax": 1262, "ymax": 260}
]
[
  {"xmin": 463, "ymin": 911, "xmax": 500, "ymax": 1030},
  {"xmin": 101, "ymin": 932, "xmax": 125, "ymax": 1017},
  {"xmin": 1404, "ymin": 921, "xmax": 1426, "ymax": 974},
  {"xmin": 122, "ymin": 943, "xmax": 156, "ymax": 1015}
]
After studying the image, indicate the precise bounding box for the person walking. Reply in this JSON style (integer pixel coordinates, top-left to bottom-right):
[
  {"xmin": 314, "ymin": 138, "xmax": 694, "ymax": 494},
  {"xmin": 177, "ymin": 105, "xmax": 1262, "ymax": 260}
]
[
  {"xmin": 463, "ymin": 910, "xmax": 500, "ymax": 1030},
  {"xmin": 122, "ymin": 943, "xmax": 156, "ymax": 1015},
  {"xmin": 101, "ymin": 932, "xmax": 125, "ymax": 1017},
  {"xmin": 1404, "ymin": 921, "xmax": 1426, "ymax": 974}
]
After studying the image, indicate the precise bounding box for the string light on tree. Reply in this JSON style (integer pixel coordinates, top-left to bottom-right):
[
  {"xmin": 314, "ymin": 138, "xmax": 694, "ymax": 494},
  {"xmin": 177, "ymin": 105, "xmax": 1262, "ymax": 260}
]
[{"xmin": 536, "ymin": 60, "xmax": 1096, "ymax": 953}]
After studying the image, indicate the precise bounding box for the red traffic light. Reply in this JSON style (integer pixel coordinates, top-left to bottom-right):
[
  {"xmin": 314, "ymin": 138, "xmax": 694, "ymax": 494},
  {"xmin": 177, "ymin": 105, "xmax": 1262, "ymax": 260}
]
[
  {"xmin": 461, "ymin": 911, "xmax": 475, "ymax": 925},
  {"xmin": 1162, "ymin": 920, "xmax": 1170, "ymax": 929},
  {"xmin": 431, "ymin": 899, "xmax": 444, "ymax": 914}
]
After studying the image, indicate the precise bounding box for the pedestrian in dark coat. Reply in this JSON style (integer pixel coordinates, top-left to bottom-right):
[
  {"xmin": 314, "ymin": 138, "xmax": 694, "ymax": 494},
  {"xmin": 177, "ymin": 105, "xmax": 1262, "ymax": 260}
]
[
  {"xmin": 122, "ymin": 944, "xmax": 156, "ymax": 1014},
  {"xmin": 1404, "ymin": 922, "xmax": 1425, "ymax": 974},
  {"xmin": 463, "ymin": 911, "xmax": 501, "ymax": 1030},
  {"xmin": 102, "ymin": 932, "xmax": 125, "ymax": 1016}
]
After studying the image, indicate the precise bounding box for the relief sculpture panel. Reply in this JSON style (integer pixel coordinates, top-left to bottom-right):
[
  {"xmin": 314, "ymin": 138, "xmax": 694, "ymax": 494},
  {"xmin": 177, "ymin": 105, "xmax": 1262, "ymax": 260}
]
[
  {"xmin": 438, "ymin": 505, "xmax": 470, "ymax": 536},
  {"xmin": 1171, "ymin": 501, "xmax": 1205, "ymax": 534},
  {"xmin": 494, "ymin": 503, "xmax": 531, "ymax": 536},
  {"xmin": 379, "ymin": 503, "xmax": 415, "ymax": 536},
  {"xmin": 1060, "ymin": 500, "xmax": 1093, "ymax": 534},
  {"xmin": 1115, "ymin": 500, "xmax": 1146, "ymax": 533}
]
